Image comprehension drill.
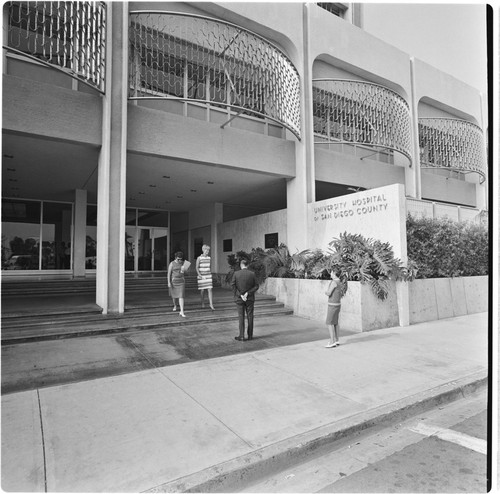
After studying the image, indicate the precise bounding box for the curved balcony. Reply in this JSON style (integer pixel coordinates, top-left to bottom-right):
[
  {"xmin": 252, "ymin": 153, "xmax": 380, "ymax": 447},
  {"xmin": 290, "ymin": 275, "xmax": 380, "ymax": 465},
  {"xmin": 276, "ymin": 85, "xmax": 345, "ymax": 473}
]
[
  {"xmin": 128, "ymin": 11, "xmax": 301, "ymax": 139},
  {"xmin": 4, "ymin": 1, "xmax": 106, "ymax": 92},
  {"xmin": 418, "ymin": 118, "xmax": 486, "ymax": 183},
  {"xmin": 312, "ymin": 79, "xmax": 412, "ymax": 164}
]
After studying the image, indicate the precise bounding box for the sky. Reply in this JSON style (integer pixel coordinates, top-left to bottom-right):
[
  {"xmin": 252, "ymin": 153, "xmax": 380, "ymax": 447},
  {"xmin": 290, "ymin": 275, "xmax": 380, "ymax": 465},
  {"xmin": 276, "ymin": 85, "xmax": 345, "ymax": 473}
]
[{"xmin": 361, "ymin": 3, "xmax": 488, "ymax": 96}]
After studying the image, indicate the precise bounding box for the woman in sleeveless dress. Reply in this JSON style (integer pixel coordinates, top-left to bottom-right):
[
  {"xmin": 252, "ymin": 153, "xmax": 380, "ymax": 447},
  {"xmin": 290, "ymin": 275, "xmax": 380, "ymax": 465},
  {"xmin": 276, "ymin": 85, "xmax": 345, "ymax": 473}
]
[
  {"xmin": 196, "ymin": 244, "xmax": 215, "ymax": 310},
  {"xmin": 168, "ymin": 251, "xmax": 186, "ymax": 317}
]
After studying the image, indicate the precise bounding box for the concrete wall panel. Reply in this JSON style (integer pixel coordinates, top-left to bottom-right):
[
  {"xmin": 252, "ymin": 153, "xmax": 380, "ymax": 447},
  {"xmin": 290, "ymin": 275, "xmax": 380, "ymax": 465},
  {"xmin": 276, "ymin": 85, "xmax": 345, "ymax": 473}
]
[
  {"xmin": 421, "ymin": 173, "xmax": 476, "ymax": 207},
  {"xmin": 128, "ymin": 106, "xmax": 296, "ymax": 178},
  {"xmin": 361, "ymin": 282, "xmax": 399, "ymax": 331},
  {"xmin": 216, "ymin": 210, "xmax": 287, "ymax": 273},
  {"xmin": 315, "ymin": 148, "xmax": 406, "ymax": 190},
  {"xmin": 434, "ymin": 278, "xmax": 455, "ymax": 320},
  {"xmin": 409, "ymin": 279, "xmax": 439, "ymax": 324},
  {"xmin": 3, "ymin": 75, "xmax": 102, "ymax": 145},
  {"xmin": 463, "ymin": 276, "xmax": 488, "ymax": 314},
  {"xmin": 449, "ymin": 278, "xmax": 468, "ymax": 317}
]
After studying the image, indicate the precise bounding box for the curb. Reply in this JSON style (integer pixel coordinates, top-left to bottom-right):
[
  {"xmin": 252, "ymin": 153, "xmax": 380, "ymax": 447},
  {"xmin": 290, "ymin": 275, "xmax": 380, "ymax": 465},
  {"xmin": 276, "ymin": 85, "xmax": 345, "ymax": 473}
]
[{"xmin": 145, "ymin": 370, "xmax": 487, "ymax": 493}]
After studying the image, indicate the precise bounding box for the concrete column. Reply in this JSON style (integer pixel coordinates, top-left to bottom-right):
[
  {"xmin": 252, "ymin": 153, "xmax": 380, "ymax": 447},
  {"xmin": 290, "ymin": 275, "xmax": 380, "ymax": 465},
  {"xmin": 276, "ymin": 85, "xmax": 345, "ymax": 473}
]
[
  {"xmin": 211, "ymin": 202, "xmax": 223, "ymax": 273},
  {"xmin": 303, "ymin": 4, "xmax": 315, "ymax": 205},
  {"xmin": 286, "ymin": 5, "xmax": 312, "ymax": 254},
  {"xmin": 407, "ymin": 58, "xmax": 421, "ymax": 199},
  {"xmin": 3, "ymin": 4, "xmax": 9, "ymax": 73},
  {"xmin": 395, "ymin": 184, "xmax": 410, "ymax": 327},
  {"xmin": 73, "ymin": 189, "xmax": 87, "ymax": 278},
  {"xmin": 96, "ymin": 2, "xmax": 128, "ymax": 314}
]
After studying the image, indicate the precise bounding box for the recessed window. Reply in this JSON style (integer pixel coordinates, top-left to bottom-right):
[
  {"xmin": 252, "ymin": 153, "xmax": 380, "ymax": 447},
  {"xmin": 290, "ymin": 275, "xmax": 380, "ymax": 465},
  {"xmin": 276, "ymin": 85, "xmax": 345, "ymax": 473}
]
[
  {"xmin": 265, "ymin": 233, "xmax": 279, "ymax": 249},
  {"xmin": 317, "ymin": 3, "xmax": 347, "ymax": 18},
  {"xmin": 223, "ymin": 239, "xmax": 233, "ymax": 252}
]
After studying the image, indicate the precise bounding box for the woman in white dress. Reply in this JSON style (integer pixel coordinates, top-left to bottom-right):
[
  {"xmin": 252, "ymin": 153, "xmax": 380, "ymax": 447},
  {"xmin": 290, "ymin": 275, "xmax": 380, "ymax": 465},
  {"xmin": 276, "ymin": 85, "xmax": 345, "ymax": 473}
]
[{"xmin": 196, "ymin": 244, "xmax": 215, "ymax": 310}]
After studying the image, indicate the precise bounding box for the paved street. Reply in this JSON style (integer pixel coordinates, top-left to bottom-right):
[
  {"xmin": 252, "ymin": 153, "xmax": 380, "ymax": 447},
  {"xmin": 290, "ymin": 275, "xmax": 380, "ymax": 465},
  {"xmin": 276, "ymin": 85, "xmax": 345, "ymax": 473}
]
[{"xmin": 238, "ymin": 391, "xmax": 488, "ymax": 493}]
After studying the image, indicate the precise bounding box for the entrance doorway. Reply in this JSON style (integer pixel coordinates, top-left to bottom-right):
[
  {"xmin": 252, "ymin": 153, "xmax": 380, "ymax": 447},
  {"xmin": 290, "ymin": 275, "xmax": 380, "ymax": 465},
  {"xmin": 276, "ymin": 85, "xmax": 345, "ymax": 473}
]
[{"xmin": 125, "ymin": 227, "xmax": 169, "ymax": 272}]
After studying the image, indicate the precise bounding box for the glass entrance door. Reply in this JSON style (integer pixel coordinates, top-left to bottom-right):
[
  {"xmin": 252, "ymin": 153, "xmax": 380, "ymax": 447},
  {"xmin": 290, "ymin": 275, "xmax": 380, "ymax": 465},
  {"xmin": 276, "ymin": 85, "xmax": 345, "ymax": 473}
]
[
  {"xmin": 153, "ymin": 228, "xmax": 168, "ymax": 271},
  {"xmin": 126, "ymin": 227, "xmax": 168, "ymax": 272}
]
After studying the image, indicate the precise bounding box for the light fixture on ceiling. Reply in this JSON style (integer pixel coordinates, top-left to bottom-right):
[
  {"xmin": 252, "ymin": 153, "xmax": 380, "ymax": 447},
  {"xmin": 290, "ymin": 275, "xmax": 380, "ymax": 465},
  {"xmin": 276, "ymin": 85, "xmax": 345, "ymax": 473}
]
[
  {"xmin": 162, "ymin": 175, "xmax": 170, "ymax": 179},
  {"xmin": 138, "ymin": 191, "xmax": 145, "ymax": 195},
  {"xmin": 190, "ymin": 189, "xmax": 197, "ymax": 192},
  {"xmin": 207, "ymin": 181, "xmax": 214, "ymax": 184},
  {"xmin": 177, "ymin": 195, "xmax": 183, "ymax": 199},
  {"xmin": 149, "ymin": 184, "xmax": 157, "ymax": 188},
  {"xmin": 6, "ymin": 167, "xmax": 16, "ymax": 172},
  {"xmin": 3, "ymin": 154, "xmax": 14, "ymax": 159}
]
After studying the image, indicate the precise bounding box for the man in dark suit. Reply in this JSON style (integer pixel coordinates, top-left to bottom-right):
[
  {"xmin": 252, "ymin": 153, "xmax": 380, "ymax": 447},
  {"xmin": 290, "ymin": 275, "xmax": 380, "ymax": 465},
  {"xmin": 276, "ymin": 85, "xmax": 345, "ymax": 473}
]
[{"xmin": 231, "ymin": 259, "xmax": 259, "ymax": 341}]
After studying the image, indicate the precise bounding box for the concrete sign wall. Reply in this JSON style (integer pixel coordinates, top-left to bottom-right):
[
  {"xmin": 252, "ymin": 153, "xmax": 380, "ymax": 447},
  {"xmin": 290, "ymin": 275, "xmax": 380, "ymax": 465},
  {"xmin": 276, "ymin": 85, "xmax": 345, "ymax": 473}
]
[{"xmin": 308, "ymin": 183, "xmax": 408, "ymax": 262}]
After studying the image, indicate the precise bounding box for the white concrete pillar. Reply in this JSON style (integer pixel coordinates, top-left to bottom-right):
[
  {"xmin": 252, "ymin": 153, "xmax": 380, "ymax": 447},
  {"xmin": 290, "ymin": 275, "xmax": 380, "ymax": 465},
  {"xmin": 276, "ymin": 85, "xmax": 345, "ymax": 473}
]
[
  {"xmin": 303, "ymin": 4, "xmax": 315, "ymax": 205},
  {"xmin": 211, "ymin": 202, "xmax": 223, "ymax": 273},
  {"xmin": 3, "ymin": 4, "xmax": 9, "ymax": 74},
  {"xmin": 286, "ymin": 5, "xmax": 313, "ymax": 254},
  {"xmin": 73, "ymin": 189, "xmax": 87, "ymax": 277},
  {"xmin": 187, "ymin": 229, "xmax": 193, "ymax": 264},
  {"xmin": 96, "ymin": 2, "xmax": 128, "ymax": 314},
  {"xmin": 408, "ymin": 58, "xmax": 422, "ymax": 199},
  {"xmin": 395, "ymin": 184, "xmax": 410, "ymax": 327}
]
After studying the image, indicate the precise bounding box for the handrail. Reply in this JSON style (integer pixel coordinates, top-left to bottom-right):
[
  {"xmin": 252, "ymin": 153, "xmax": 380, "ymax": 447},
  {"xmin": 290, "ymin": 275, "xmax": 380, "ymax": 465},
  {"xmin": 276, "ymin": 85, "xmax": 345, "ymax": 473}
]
[
  {"xmin": 312, "ymin": 79, "xmax": 412, "ymax": 164},
  {"xmin": 4, "ymin": 1, "xmax": 106, "ymax": 93},
  {"xmin": 418, "ymin": 118, "xmax": 486, "ymax": 183},
  {"xmin": 128, "ymin": 11, "xmax": 301, "ymax": 139}
]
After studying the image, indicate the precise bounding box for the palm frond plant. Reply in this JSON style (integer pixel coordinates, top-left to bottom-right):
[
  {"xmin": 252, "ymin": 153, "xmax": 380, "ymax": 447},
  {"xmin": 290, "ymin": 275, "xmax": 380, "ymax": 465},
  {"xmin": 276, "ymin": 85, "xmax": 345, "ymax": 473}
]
[
  {"xmin": 261, "ymin": 243, "xmax": 295, "ymax": 279},
  {"xmin": 326, "ymin": 232, "xmax": 412, "ymax": 300},
  {"xmin": 225, "ymin": 248, "xmax": 267, "ymax": 284}
]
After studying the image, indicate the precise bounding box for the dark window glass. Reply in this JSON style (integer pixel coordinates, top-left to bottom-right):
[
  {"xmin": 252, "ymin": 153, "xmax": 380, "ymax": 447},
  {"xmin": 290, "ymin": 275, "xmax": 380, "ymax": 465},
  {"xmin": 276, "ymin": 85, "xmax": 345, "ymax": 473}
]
[
  {"xmin": 223, "ymin": 239, "xmax": 232, "ymax": 252},
  {"xmin": 265, "ymin": 233, "xmax": 279, "ymax": 249},
  {"xmin": 41, "ymin": 202, "xmax": 72, "ymax": 270},
  {"xmin": 2, "ymin": 199, "xmax": 41, "ymax": 270},
  {"xmin": 86, "ymin": 205, "xmax": 97, "ymax": 269},
  {"xmin": 137, "ymin": 210, "xmax": 169, "ymax": 227},
  {"xmin": 126, "ymin": 209, "xmax": 136, "ymax": 226}
]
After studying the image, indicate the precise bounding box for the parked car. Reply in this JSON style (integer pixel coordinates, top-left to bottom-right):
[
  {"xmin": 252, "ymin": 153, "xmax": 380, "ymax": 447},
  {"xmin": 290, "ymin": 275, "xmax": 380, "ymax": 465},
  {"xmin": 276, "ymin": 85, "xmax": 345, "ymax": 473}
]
[{"xmin": 5, "ymin": 255, "xmax": 32, "ymax": 269}]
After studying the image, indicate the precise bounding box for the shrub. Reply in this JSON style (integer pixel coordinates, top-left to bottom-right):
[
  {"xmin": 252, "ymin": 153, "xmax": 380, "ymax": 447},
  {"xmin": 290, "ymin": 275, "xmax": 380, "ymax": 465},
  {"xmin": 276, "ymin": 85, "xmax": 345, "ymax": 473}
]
[
  {"xmin": 406, "ymin": 214, "xmax": 489, "ymax": 278},
  {"xmin": 225, "ymin": 248, "xmax": 266, "ymax": 285},
  {"xmin": 323, "ymin": 232, "xmax": 414, "ymax": 300}
]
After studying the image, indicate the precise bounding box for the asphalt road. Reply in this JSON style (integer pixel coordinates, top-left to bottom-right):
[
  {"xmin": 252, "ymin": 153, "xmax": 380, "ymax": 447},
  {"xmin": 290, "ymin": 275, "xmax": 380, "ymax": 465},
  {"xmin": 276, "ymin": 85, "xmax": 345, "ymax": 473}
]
[{"xmin": 238, "ymin": 390, "xmax": 489, "ymax": 493}]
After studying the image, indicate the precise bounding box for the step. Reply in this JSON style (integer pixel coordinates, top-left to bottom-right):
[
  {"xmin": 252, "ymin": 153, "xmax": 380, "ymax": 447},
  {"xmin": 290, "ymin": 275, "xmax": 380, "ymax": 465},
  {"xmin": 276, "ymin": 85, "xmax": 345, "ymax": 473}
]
[
  {"xmin": 1, "ymin": 277, "xmax": 219, "ymax": 296},
  {"xmin": 1, "ymin": 305, "xmax": 294, "ymax": 344},
  {"xmin": 1, "ymin": 297, "xmax": 280, "ymax": 326}
]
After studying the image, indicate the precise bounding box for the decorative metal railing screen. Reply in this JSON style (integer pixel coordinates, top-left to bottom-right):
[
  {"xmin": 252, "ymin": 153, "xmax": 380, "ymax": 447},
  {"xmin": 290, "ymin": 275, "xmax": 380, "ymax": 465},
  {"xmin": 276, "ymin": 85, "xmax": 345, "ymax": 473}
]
[
  {"xmin": 5, "ymin": 1, "xmax": 106, "ymax": 92},
  {"xmin": 312, "ymin": 79, "xmax": 412, "ymax": 163},
  {"xmin": 128, "ymin": 11, "xmax": 301, "ymax": 139},
  {"xmin": 419, "ymin": 118, "xmax": 486, "ymax": 183}
]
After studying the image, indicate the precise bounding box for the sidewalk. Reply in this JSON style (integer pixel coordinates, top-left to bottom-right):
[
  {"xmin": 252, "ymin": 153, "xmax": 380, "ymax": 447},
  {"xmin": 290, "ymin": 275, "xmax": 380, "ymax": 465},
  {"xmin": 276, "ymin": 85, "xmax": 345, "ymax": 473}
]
[{"xmin": 1, "ymin": 312, "xmax": 488, "ymax": 492}]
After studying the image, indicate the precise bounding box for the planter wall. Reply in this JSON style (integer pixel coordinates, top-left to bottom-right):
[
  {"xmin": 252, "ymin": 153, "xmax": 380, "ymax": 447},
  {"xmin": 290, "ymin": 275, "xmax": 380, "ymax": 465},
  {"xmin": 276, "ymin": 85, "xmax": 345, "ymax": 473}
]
[
  {"xmin": 259, "ymin": 278, "xmax": 399, "ymax": 333},
  {"xmin": 259, "ymin": 275, "xmax": 488, "ymax": 331},
  {"xmin": 409, "ymin": 276, "xmax": 488, "ymax": 324}
]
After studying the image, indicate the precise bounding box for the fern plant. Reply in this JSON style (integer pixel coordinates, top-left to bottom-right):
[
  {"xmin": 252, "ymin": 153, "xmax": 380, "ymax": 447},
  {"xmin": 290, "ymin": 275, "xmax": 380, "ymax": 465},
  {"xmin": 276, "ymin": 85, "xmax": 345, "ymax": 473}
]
[{"xmin": 323, "ymin": 232, "xmax": 414, "ymax": 300}]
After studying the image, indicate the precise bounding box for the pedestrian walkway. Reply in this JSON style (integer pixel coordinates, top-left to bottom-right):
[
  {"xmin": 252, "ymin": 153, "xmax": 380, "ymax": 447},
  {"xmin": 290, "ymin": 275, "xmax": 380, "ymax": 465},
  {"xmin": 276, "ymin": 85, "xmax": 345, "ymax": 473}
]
[{"xmin": 1, "ymin": 312, "xmax": 488, "ymax": 492}]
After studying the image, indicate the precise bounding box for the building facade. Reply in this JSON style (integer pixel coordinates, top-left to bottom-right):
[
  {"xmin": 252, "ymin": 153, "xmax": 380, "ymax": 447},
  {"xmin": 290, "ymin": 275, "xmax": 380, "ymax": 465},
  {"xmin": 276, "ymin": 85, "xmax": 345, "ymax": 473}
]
[{"xmin": 2, "ymin": 2, "xmax": 488, "ymax": 313}]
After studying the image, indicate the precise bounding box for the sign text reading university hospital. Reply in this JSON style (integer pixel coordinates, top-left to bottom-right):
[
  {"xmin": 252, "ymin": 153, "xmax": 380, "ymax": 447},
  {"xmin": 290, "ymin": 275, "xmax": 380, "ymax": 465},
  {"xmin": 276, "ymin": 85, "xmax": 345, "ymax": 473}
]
[{"xmin": 313, "ymin": 194, "xmax": 388, "ymax": 222}]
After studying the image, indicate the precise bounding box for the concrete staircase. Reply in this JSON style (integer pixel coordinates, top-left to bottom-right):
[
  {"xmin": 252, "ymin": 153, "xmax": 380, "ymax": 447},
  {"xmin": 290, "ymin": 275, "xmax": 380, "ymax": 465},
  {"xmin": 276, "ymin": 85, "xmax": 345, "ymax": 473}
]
[
  {"xmin": 1, "ymin": 273, "xmax": 207, "ymax": 296},
  {"xmin": 1, "ymin": 283, "xmax": 292, "ymax": 345}
]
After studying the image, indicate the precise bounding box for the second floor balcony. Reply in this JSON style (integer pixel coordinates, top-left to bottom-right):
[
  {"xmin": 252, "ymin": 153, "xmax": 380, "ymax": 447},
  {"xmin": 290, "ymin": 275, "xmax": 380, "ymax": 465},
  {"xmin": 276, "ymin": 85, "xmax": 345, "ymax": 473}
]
[
  {"xmin": 312, "ymin": 79, "xmax": 413, "ymax": 166},
  {"xmin": 128, "ymin": 11, "xmax": 302, "ymax": 140},
  {"xmin": 419, "ymin": 118, "xmax": 487, "ymax": 183}
]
